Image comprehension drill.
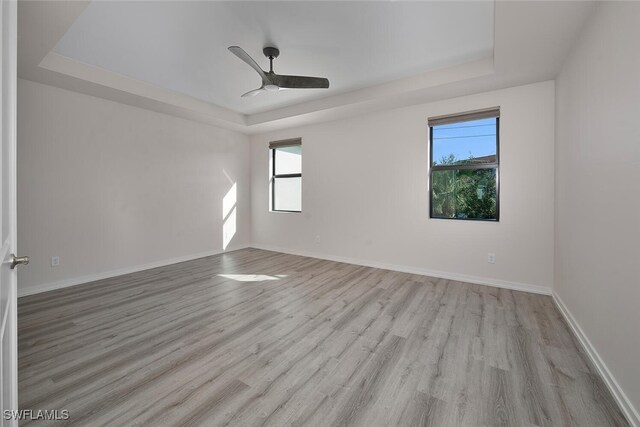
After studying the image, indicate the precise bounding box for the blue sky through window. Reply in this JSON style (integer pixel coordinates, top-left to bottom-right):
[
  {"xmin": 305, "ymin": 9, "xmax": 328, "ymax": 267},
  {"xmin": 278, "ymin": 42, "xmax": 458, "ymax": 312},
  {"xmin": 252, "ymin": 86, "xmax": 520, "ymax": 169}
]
[{"xmin": 432, "ymin": 117, "xmax": 497, "ymax": 165}]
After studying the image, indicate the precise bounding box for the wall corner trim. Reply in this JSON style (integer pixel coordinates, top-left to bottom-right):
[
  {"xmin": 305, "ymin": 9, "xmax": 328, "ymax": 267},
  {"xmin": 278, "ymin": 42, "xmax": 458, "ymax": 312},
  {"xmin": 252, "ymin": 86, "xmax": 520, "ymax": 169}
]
[
  {"xmin": 250, "ymin": 244, "xmax": 552, "ymax": 295},
  {"xmin": 17, "ymin": 244, "xmax": 250, "ymax": 298},
  {"xmin": 552, "ymin": 291, "xmax": 640, "ymax": 427}
]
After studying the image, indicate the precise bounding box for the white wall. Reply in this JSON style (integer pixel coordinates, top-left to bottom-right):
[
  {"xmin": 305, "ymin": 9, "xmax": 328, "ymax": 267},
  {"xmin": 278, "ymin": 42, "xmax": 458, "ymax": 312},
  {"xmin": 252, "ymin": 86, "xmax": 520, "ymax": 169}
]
[
  {"xmin": 17, "ymin": 79, "xmax": 251, "ymax": 295},
  {"xmin": 251, "ymin": 81, "xmax": 555, "ymax": 293},
  {"xmin": 555, "ymin": 2, "xmax": 640, "ymax": 421}
]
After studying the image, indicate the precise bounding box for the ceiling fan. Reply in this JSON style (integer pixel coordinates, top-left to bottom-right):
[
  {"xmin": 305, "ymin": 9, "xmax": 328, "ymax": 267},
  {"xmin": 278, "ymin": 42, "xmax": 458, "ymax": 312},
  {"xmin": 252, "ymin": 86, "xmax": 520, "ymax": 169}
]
[{"xmin": 228, "ymin": 46, "xmax": 330, "ymax": 97}]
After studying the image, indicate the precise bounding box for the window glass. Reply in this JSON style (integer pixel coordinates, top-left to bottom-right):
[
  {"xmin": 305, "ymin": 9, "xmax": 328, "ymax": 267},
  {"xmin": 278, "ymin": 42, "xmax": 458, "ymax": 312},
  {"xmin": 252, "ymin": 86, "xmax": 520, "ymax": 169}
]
[
  {"xmin": 432, "ymin": 118, "xmax": 497, "ymax": 166},
  {"xmin": 431, "ymin": 168, "xmax": 497, "ymax": 219},
  {"xmin": 273, "ymin": 177, "xmax": 302, "ymax": 212},
  {"xmin": 275, "ymin": 146, "xmax": 302, "ymax": 175},
  {"xmin": 429, "ymin": 114, "xmax": 499, "ymax": 220},
  {"xmin": 270, "ymin": 142, "xmax": 302, "ymax": 212}
]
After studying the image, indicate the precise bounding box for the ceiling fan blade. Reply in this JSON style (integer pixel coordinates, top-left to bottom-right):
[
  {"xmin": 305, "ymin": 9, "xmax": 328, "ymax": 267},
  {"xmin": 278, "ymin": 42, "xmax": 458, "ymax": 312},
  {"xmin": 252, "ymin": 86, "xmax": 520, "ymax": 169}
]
[
  {"xmin": 271, "ymin": 74, "xmax": 330, "ymax": 89},
  {"xmin": 241, "ymin": 87, "xmax": 264, "ymax": 98},
  {"xmin": 228, "ymin": 46, "xmax": 267, "ymax": 80}
]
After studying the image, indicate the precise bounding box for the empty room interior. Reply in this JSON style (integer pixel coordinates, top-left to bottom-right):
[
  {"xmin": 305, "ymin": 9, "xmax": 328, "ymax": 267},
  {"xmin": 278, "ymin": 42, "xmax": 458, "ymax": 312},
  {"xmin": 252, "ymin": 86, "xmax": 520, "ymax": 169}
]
[{"xmin": 1, "ymin": 0, "xmax": 638, "ymax": 425}]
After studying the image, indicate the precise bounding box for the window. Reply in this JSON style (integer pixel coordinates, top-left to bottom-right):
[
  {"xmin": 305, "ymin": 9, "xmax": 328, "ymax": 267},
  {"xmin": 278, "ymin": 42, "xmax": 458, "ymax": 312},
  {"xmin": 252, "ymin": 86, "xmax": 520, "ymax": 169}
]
[
  {"xmin": 428, "ymin": 108, "xmax": 500, "ymax": 221},
  {"xmin": 270, "ymin": 138, "xmax": 302, "ymax": 212}
]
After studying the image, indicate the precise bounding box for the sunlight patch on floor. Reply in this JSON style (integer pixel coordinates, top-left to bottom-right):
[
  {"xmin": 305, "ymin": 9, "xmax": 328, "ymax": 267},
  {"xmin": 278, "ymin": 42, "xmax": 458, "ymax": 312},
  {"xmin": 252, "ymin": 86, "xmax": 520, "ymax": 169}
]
[{"xmin": 217, "ymin": 274, "xmax": 280, "ymax": 282}]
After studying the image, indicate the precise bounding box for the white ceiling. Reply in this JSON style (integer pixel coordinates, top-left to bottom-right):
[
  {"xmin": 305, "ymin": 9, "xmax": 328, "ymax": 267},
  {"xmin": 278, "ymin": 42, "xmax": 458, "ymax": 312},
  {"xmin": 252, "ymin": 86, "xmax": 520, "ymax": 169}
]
[
  {"xmin": 52, "ymin": 1, "xmax": 494, "ymax": 115},
  {"xmin": 18, "ymin": 1, "xmax": 595, "ymax": 134}
]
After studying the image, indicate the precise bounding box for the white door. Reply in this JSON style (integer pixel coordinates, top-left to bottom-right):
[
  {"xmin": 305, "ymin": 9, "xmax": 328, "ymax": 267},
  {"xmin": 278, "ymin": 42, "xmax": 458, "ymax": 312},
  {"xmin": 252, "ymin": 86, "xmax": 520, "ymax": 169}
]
[{"xmin": 0, "ymin": 0, "xmax": 21, "ymax": 425}]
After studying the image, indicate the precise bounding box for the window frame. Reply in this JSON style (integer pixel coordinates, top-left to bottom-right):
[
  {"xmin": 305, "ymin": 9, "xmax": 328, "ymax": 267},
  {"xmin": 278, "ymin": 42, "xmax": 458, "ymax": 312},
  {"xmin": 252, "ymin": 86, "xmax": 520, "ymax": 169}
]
[
  {"xmin": 270, "ymin": 142, "xmax": 302, "ymax": 213},
  {"xmin": 428, "ymin": 115, "xmax": 500, "ymax": 222}
]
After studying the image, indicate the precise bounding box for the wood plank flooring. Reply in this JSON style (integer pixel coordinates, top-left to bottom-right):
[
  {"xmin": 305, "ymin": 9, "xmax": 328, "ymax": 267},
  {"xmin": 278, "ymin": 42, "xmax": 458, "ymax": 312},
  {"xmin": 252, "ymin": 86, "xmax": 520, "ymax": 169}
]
[{"xmin": 18, "ymin": 248, "xmax": 628, "ymax": 426}]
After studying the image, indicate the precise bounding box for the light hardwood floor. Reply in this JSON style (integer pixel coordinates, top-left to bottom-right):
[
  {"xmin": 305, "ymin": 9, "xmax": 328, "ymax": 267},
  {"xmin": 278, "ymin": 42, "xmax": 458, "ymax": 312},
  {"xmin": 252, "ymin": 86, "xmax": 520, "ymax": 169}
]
[{"xmin": 18, "ymin": 248, "xmax": 628, "ymax": 426}]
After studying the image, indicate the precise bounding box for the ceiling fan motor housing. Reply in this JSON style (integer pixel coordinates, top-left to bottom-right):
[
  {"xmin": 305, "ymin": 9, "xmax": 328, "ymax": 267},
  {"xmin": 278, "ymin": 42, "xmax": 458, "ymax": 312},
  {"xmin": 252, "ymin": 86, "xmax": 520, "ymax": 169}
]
[{"xmin": 263, "ymin": 47, "xmax": 280, "ymax": 59}]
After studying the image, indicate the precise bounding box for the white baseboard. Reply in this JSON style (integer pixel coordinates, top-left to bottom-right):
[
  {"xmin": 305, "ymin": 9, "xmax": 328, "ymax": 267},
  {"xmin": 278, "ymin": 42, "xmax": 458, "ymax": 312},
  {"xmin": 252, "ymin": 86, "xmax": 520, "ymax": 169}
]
[
  {"xmin": 250, "ymin": 243, "xmax": 552, "ymax": 295},
  {"xmin": 552, "ymin": 291, "xmax": 639, "ymax": 427},
  {"xmin": 17, "ymin": 244, "xmax": 250, "ymax": 298}
]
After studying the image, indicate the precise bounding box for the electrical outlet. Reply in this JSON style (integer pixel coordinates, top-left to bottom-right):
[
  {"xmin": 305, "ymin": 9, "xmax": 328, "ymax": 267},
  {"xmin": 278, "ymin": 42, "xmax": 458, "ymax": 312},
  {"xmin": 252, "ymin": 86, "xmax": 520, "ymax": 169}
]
[
  {"xmin": 487, "ymin": 253, "xmax": 496, "ymax": 264},
  {"xmin": 51, "ymin": 256, "xmax": 60, "ymax": 267}
]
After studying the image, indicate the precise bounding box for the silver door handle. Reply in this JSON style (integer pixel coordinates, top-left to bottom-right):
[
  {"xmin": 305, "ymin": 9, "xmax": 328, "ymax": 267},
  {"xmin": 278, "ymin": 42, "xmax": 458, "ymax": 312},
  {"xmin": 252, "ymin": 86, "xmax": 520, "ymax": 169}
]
[{"xmin": 10, "ymin": 254, "xmax": 29, "ymax": 269}]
